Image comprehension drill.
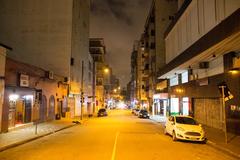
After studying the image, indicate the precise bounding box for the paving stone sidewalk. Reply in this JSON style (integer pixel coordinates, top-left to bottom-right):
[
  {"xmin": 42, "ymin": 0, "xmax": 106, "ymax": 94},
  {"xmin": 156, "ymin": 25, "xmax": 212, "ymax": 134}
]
[{"xmin": 0, "ymin": 119, "xmax": 78, "ymax": 152}]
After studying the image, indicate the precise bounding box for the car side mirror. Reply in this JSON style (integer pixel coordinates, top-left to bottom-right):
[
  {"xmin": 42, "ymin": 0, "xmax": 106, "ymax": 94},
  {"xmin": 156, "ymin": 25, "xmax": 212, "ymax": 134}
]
[{"xmin": 171, "ymin": 121, "xmax": 175, "ymax": 125}]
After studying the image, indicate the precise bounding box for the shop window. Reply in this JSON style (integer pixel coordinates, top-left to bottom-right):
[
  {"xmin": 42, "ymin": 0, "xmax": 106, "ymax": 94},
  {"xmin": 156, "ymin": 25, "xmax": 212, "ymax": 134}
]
[
  {"xmin": 182, "ymin": 97, "xmax": 189, "ymax": 115},
  {"xmin": 170, "ymin": 98, "xmax": 179, "ymax": 115},
  {"xmin": 48, "ymin": 95, "xmax": 55, "ymax": 120}
]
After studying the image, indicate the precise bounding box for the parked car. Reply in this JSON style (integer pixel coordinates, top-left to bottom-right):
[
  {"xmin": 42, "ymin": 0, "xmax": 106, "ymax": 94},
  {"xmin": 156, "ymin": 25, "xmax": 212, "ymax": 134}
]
[
  {"xmin": 138, "ymin": 109, "xmax": 149, "ymax": 118},
  {"xmin": 97, "ymin": 108, "xmax": 108, "ymax": 117},
  {"xmin": 133, "ymin": 109, "xmax": 140, "ymax": 116},
  {"xmin": 164, "ymin": 115, "xmax": 206, "ymax": 142},
  {"xmin": 131, "ymin": 108, "xmax": 137, "ymax": 114}
]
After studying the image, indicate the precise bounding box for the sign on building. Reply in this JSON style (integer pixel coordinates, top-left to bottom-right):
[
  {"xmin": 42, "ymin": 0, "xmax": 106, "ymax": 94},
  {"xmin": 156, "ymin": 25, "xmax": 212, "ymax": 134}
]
[{"xmin": 19, "ymin": 74, "xmax": 29, "ymax": 87}]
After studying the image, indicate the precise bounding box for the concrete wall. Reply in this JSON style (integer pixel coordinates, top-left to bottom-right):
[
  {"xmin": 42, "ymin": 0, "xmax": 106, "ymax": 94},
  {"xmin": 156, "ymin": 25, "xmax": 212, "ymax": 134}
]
[
  {"xmin": 0, "ymin": 0, "xmax": 73, "ymax": 78},
  {"xmin": 0, "ymin": 47, "xmax": 6, "ymax": 132},
  {"xmin": 70, "ymin": 0, "xmax": 90, "ymax": 92},
  {"xmin": 165, "ymin": 0, "xmax": 240, "ymax": 63},
  {"xmin": 155, "ymin": 0, "xmax": 177, "ymax": 69}
]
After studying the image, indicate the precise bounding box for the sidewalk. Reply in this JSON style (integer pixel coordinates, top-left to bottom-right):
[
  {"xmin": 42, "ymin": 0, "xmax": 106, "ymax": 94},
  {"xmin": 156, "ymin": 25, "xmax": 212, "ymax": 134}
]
[
  {"xmin": 0, "ymin": 119, "xmax": 79, "ymax": 152},
  {"xmin": 204, "ymin": 126, "xmax": 240, "ymax": 159},
  {"xmin": 150, "ymin": 115, "xmax": 240, "ymax": 159}
]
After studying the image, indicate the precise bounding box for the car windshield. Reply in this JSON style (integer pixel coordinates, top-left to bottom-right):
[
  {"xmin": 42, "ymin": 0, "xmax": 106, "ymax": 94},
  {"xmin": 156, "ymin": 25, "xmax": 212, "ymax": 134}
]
[
  {"xmin": 140, "ymin": 110, "xmax": 148, "ymax": 113},
  {"xmin": 99, "ymin": 109, "xmax": 106, "ymax": 112},
  {"xmin": 175, "ymin": 117, "xmax": 197, "ymax": 125}
]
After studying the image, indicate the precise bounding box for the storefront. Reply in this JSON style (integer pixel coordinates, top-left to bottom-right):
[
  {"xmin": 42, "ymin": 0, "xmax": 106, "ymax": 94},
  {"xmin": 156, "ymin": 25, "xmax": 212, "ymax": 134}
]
[
  {"xmin": 6, "ymin": 87, "xmax": 35, "ymax": 129},
  {"xmin": 169, "ymin": 96, "xmax": 190, "ymax": 116},
  {"xmin": 152, "ymin": 93, "xmax": 168, "ymax": 117}
]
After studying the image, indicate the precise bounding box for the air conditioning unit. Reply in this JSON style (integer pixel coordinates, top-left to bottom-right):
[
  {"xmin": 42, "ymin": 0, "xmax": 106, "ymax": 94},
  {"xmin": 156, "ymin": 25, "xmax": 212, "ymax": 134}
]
[
  {"xmin": 46, "ymin": 71, "xmax": 54, "ymax": 80},
  {"xmin": 199, "ymin": 62, "xmax": 209, "ymax": 69},
  {"xmin": 64, "ymin": 77, "xmax": 68, "ymax": 83}
]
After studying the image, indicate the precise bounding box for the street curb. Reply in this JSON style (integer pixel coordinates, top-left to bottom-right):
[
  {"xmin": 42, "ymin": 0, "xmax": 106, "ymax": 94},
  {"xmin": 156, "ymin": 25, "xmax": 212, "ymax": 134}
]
[
  {"xmin": 0, "ymin": 123, "xmax": 78, "ymax": 153},
  {"xmin": 150, "ymin": 118, "xmax": 240, "ymax": 159},
  {"xmin": 206, "ymin": 140, "xmax": 240, "ymax": 159}
]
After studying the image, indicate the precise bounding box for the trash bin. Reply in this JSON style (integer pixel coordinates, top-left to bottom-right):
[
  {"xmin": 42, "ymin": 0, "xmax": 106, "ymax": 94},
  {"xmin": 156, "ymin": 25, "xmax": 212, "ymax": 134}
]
[{"xmin": 55, "ymin": 113, "xmax": 61, "ymax": 120}]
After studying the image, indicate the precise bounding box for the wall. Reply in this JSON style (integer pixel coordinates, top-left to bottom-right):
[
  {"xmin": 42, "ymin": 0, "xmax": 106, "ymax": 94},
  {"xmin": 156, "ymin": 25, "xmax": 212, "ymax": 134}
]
[
  {"xmin": 1, "ymin": 58, "xmax": 68, "ymax": 132},
  {"xmin": 70, "ymin": 0, "xmax": 90, "ymax": 95},
  {"xmin": 0, "ymin": 0, "xmax": 73, "ymax": 78},
  {"xmin": 0, "ymin": 47, "xmax": 6, "ymax": 132},
  {"xmin": 155, "ymin": 0, "xmax": 177, "ymax": 69},
  {"xmin": 165, "ymin": 0, "xmax": 240, "ymax": 64}
]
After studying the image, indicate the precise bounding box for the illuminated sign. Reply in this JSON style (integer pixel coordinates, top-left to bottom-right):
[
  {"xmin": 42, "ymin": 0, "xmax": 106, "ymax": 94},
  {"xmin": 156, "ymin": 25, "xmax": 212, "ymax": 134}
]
[
  {"xmin": 156, "ymin": 80, "xmax": 167, "ymax": 90},
  {"xmin": 19, "ymin": 74, "xmax": 29, "ymax": 87}
]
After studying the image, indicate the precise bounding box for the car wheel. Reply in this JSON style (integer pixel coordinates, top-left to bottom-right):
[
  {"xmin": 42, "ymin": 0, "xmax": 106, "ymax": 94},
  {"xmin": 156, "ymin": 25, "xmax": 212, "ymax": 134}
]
[
  {"xmin": 172, "ymin": 131, "xmax": 177, "ymax": 141},
  {"xmin": 201, "ymin": 138, "xmax": 207, "ymax": 144}
]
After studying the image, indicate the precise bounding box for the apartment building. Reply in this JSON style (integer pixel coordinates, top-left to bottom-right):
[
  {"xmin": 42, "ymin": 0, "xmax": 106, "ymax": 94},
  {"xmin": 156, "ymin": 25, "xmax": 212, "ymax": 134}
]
[
  {"xmin": 0, "ymin": 0, "xmax": 92, "ymax": 121},
  {"xmin": 89, "ymin": 38, "xmax": 107, "ymax": 110},
  {"xmin": 140, "ymin": 0, "xmax": 177, "ymax": 113},
  {"xmin": 158, "ymin": 0, "xmax": 240, "ymax": 134}
]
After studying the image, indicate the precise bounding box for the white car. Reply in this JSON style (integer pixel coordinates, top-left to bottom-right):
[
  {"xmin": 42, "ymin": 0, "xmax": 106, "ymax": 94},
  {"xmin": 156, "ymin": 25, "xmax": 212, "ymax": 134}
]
[{"xmin": 164, "ymin": 115, "xmax": 206, "ymax": 142}]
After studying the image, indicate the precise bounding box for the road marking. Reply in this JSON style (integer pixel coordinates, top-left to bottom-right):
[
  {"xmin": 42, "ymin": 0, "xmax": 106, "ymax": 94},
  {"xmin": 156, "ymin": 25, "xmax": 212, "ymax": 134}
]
[{"xmin": 111, "ymin": 131, "xmax": 119, "ymax": 160}]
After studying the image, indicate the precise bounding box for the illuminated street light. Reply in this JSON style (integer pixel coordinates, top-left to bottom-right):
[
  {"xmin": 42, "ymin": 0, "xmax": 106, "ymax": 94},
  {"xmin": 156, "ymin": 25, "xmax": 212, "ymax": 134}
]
[
  {"xmin": 104, "ymin": 68, "xmax": 109, "ymax": 74},
  {"xmin": 229, "ymin": 68, "xmax": 239, "ymax": 75},
  {"xmin": 114, "ymin": 89, "xmax": 117, "ymax": 93},
  {"xmin": 118, "ymin": 86, "xmax": 121, "ymax": 90}
]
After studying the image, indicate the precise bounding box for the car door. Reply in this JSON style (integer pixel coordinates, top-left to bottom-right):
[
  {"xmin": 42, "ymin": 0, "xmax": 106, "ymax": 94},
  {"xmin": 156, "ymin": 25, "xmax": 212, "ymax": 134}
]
[
  {"xmin": 166, "ymin": 116, "xmax": 173, "ymax": 134},
  {"xmin": 168, "ymin": 116, "xmax": 175, "ymax": 135}
]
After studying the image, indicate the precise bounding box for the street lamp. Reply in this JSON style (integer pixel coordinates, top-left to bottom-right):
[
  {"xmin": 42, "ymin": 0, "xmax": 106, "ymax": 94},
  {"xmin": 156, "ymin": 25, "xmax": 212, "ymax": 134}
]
[{"xmin": 104, "ymin": 68, "xmax": 109, "ymax": 74}]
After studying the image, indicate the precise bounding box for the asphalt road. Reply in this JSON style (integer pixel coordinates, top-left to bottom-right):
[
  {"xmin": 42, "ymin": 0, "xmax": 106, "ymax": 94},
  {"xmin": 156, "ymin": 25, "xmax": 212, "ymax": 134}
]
[{"xmin": 0, "ymin": 110, "xmax": 237, "ymax": 160}]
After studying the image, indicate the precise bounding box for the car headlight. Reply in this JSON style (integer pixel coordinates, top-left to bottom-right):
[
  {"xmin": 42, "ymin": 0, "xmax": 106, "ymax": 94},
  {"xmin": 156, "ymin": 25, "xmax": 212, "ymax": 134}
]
[{"xmin": 176, "ymin": 126, "xmax": 185, "ymax": 132}]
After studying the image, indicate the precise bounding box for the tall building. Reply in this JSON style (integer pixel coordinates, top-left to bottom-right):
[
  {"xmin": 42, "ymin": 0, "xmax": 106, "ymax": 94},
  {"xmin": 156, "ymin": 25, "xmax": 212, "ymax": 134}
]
[
  {"xmin": 130, "ymin": 41, "xmax": 138, "ymax": 108},
  {"xmin": 0, "ymin": 0, "xmax": 92, "ymax": 121},
  {"xmin": 141, "ymin": 0, "xmax": 177, "ymax": 113},
  {"xmin": 89, "ymin": 38, "xmax": 107, "ymax": 110},
  {"xmin": 158, "ymin": 0, "xmax": 240, "ymax": 134}
]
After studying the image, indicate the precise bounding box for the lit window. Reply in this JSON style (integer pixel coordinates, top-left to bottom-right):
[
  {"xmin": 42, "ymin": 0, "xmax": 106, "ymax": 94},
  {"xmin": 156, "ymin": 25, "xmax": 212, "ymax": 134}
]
[
  {"xmin": 170, "ymin": 76, "xmax": 178, "ymax": 86},
  {"xmin": 181, "ymin": 71, "xmax": 188, "ymax": 84}
]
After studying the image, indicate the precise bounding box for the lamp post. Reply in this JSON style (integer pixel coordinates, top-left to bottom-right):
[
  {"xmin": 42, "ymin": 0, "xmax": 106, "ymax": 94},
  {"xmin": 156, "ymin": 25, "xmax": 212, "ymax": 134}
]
[
  {"xmin": 81, "ymin": 61, "xmax": 84, "ymax": 120},
  {"xmin": 219, "ymin": 85, "xmax": 228, "ymax": 144}
]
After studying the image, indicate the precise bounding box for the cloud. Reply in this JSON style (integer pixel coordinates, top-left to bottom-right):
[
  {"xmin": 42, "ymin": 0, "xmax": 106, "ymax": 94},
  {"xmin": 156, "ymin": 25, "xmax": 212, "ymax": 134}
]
[{"xmin": 90, "ymin": 0, "xmax": 152, "ymax": 86}]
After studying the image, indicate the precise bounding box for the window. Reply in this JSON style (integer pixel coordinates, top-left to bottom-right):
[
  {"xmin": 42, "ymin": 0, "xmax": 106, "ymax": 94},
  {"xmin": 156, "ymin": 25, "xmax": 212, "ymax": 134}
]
[
  {"xmin": 70, "ymin": 58, "xmax": 74, "ymax": 66},
  {"xmin": 151, "ymin": 30, "xmax": 155, "ymax": 36},
  {"xmin": 88, "ymin": 61, "xmax": 92, "ymax": 70},
  {"xmin": 181, "ymin": 71, "xmax": 188, "ymax": 84},
  {"xmin": 88, "ymin": 72, "xmax": 91, "ymax": 82},
  {"xmin": 150, "ymin": 43, "xmax": 155, "ymax": 49},
  {"xmin": 150, "ymin": 16, "xmax": 155, "ymax": 23},
  {"xmin": 170, "ymin": 75, "xmax": 178, "ymax": 86}
]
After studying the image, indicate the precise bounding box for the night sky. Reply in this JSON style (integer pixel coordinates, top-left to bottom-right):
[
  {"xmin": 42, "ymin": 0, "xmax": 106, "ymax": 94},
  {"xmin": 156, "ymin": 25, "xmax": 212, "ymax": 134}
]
[{"xmin": 90, "ymin": 0, "xmax": 152, "ymax": 87}]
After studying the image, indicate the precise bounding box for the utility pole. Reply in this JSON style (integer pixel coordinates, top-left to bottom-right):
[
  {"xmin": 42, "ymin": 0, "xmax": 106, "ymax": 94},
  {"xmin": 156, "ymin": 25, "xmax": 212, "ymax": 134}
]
[
  {"xmin": 220, "ymin": 85, "xmax": 228, "ymax": 143},
  {"xmin": 81, "ymin": 61, "xmax": 84, "ymax": 120}
]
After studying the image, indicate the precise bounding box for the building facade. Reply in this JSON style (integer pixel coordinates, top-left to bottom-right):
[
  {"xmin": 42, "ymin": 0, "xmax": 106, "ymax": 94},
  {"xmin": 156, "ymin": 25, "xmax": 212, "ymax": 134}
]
[
  {"xmin": 158, "ymin": 0, "xmax": 240, "ymax": 134},
  {"xmin": 89, "ymin": 38, "xmax": 107, "ymax": 110},
  {"xmin": 131, "ymin": 0, "xmax": 177, "ymax": 112},
  {"xmin": 1, "ymin": 58, "xmax": 68, "ymax": 132},
  {"xmin": 0, "ymin": 45, "xmax": 7, "ymax": 132},
  {"xmin": 0, "ymin": 0, "xmax": 92, "ymax": 119}
]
